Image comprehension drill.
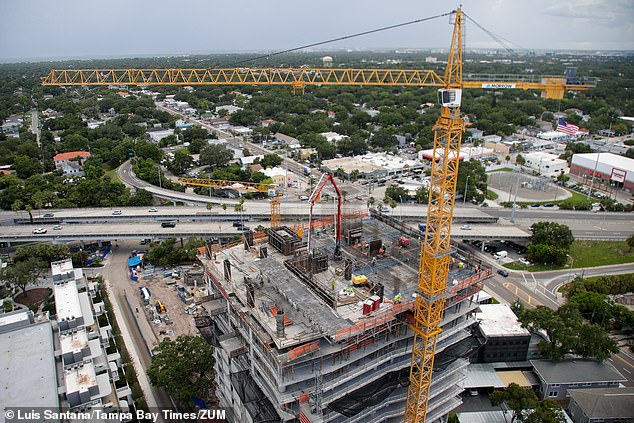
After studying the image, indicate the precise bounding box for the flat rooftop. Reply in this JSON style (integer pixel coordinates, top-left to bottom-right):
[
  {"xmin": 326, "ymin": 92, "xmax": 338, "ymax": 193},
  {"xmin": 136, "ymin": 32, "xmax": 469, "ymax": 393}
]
[
  {"xmin": 0, "ymin": 320, "xmax": 59, "ymax": 412},
  {"xmin": 531, "ymin": 359, "xmax": 626, "ymax": 385},
  {"xmin": 60, "ymin": 329, "xmax": 89, "ymax": 354},
  {"xmin": 65, "ymin": 361, "xmax": 97, "ymax": 394},
  {"xmin": 475, "ymin": 304, "xmax": 530, "ymax": 337},
  {"xmin": 55, "ymin": 279, "xmax": 82, "ymax": 321}
]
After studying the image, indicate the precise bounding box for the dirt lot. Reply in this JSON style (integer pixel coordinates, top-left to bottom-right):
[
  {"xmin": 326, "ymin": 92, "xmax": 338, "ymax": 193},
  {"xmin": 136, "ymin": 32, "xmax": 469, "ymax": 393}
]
[
  {"xmin": 14, "ymin": 287, "xmax": 52, "ymax": 308},
  {"xmin": 134, "ymin": 269, "xmax": 208, "ymax": 341}
]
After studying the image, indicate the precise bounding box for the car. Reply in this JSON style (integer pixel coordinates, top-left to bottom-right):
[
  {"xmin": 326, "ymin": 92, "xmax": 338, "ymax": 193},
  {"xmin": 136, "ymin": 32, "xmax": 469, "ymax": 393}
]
[
  {"xmin": 53, "ymin": 225, "xmax": 63, "ymax": 230},
  {"xmin": 530, "ymin": 203, "xmax": 540, "ymax": 207},
  {"xmin": 543, "ymin": 203, "xmax": 555, "ymax": 207},
  {"xmin": 112, "ymin": 210, "xmax": 122, "ymax": 215},
  {"xmin": 32, "ymin": 228, "xmax": 47, "ymax": 234},
  {"xmin": 232, "ymin": 221, "xmax": 243, "ymax": 227},
  {"xmin": 497, "ymin": 269, "xmax": 509, "ymax": 277},
  {"xmin": 148, "ymin": 208, "xmax": 158, "ymax": 212},
  {"xmin": 161, "ymin": 222, "xmax": 176, "ymax": 228},
  {"xmin": 461, "ymin": 224, "xmax": 472, "ymax": 230},
  {"xmin": 468, "ymin": 389, "xmax": 479, "ymax": 396},
  {"xmin": 299, "ymin": 196, "xmax": 309, "ymax": 201},
  {"xmin": 519, "ymin": 258, "xmax": 531, "ymax": 266},
  {"xmin": 43, "ymin": 213, "xmax": 54, "ymax": 218}
]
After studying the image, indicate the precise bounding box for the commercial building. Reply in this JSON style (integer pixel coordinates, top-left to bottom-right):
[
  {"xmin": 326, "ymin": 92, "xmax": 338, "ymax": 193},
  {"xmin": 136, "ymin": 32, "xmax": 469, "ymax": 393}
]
[
  {"xmin": 197, "ymin": 215, "xmax": 492, "ymax": 422},
  {"xmin": 0, "ymin": 260, "xmax": 133, "ymax": 419},
  {"xmin": 475, "ymin": 304, "xmax": 531, "ymax": 363},
  {"xmin": 567, "ymin": 387, "xmax": 634, "ymax": 423},
  {"xmin": 53, "ymin": 151, "xmax": 92, "ymax": 176},
  {"xmin": 418, "ymin": 147, "xmax": 495, "ymax": 162},
  {"xmin": 262, "ymin": 166, "xmax": 294, "ymax": 188},
  {"xmin": 0, "ymin": 310, "xmax": 59, "ymax": 420},
  {"xmin": 531, "ymin": 359, "xmax": 626, "ymax": 401},
  {"xmin": 146, "ymin": 126, "xmax": 174, "ymax": 142},
  {"xmin": 570, "ymin": 153, "xmax": 634, "ymax": 192},
  {"xmin": 523, "ymin": 152, "xmax": 568, "ymax": 176},
  {"xmin": 323, "ymin": 152, "xmax": 422, "ymax": 178}
]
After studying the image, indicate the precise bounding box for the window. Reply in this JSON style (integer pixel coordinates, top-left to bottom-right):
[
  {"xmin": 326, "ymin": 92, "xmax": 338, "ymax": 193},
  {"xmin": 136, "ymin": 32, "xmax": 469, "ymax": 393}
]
[
  {"xmin": 548, "ymin": 391, "xmax": 557, "ymax": 398},
  {"xmin": 552, "ymin": 384, "xmax": 560, "ymax": 387}
]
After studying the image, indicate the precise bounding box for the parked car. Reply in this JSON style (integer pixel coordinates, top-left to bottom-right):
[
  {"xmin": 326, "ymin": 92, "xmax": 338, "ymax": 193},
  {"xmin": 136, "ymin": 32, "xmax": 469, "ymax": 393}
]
[
  {"xmin": 53, "ymin": 225, "xmax": 63, "ymax": 230},
  {"xmin": 112, "ymin": 210, "xmax": 122, "ymax": 215},
  {"xmin": 32, "ymin": 228, "xmax": 47, "ymax": 234},
  {"xmin": 519, "ymin": 258, "xmax": 531, "ymax": 266},
  {"xmin": 543, "ymin": 203, "xmax": 555, "ymax": 208},
  {"xmin": 497, "ymin": 269, "xmax": 509, "ymax": 277},
  {"xmin": 530, "ymin": 203, "xmax": 540, "ymax": 208}
]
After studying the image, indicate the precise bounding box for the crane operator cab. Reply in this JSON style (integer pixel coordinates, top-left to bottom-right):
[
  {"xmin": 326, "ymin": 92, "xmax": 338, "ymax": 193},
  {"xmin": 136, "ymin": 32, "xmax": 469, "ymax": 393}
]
[{"xmin": 438, "ymin": 88, "xmax": 462, "ymax": 107}]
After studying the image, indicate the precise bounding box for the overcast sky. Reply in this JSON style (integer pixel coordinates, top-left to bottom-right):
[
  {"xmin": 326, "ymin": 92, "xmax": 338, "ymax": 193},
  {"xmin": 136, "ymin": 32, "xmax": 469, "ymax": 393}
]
[{"xmin": 1, "ymin": 0, "xmax": 632, "ymax": 62}]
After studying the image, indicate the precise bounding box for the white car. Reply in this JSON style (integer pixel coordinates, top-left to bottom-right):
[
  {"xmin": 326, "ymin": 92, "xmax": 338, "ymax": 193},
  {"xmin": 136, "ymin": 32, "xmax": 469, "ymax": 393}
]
[
  {"xmin": 461, "ymin": 224, "xmax": 472, "ymax": 230},
  {"xmin": 519, "ymin": 258, "xmax": 531, "ymax": 266},
  {"xmin": 112, "ymin": 210, "xmax": 122, "ymax": 215},
  {"xmin": 148, "ymin": 208, "xmax": 158, "ymax": 213},
  {"xmin": 53, "ymin": 225, "xmax": 63, "ymax": 230},
  {"xmin": 32, "ymin": 228, "xmax": 47, "ymax": 234}
]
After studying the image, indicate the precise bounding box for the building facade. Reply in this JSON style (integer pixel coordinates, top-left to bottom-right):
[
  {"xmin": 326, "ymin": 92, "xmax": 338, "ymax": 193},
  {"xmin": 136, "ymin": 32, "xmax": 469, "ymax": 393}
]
[
  {"xmin": 570, "ymin": 152, "xmax": 634, "ymax": 192},
  {"xmin": 53, "ymin": 151, "xmax": 92, "ymax": 176}
]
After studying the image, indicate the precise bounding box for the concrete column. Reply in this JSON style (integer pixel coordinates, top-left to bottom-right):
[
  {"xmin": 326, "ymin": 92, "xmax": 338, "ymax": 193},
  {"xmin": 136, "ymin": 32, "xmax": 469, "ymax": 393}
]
[{"xmin": 481, "ymin": 241, "xmax": 486, "ymax": 252}]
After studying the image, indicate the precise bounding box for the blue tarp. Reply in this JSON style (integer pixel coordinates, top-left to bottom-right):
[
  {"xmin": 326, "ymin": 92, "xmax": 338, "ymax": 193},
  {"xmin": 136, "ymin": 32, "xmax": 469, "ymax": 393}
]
[{"xmin": 128, "ymin": 256, "xmax": 142, "ymax": 267}]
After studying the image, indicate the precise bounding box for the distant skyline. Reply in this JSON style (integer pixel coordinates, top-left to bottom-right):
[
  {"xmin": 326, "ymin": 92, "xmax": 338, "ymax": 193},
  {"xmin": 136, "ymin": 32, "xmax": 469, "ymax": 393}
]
[{"xmin": 1, "ymin": 0, "xmax": 633, "ymax": 62}]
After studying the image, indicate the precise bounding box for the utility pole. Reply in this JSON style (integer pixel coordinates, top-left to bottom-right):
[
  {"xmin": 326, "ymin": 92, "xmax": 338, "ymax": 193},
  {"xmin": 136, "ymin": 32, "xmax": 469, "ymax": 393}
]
[
  {"xmin": 463, "ymin": 175, "xmax": 470, "ymax": 204},
  {"xmin": 510, "ymin": 174, "xmax": 520, "ymax": 223}
]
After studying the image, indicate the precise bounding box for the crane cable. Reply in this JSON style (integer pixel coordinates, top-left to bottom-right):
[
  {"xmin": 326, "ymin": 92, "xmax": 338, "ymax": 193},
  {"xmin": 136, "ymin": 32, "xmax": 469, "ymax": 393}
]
[
  {"xmin": 462, "ymin": 12, "xmax": 524, "ymax": 53},
  {"xmin": 229, "ymin": 10, "xmax": 455, "ymax": 67}
]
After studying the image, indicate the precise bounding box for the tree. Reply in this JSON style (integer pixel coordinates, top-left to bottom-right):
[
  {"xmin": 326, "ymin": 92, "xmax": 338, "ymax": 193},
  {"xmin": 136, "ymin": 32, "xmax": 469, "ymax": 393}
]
[
  {"xmin": 516, "ymin": 154, "xmax": 526, "ymax": 166},
  {"xmin": 13, "ymin": 155, "xmax": 42, "ymax": 179},
  {"xmin": 199, "ymin": 145, "xmax": 233, "ymax": 168},
  {"xmin": 1, "ymin": 258, "xmax": 47, "ymax": 295},
  {"xmin": 556, "ymin": 172, "xmax": 570, "ymax": 184},
  {"xmin": 626, "ymin": 148, "xmax": 634, "ymax": 159},
  {"xmin": 627, "ymin": 234, "xmax": 634, "ymax": 252},
  {"xmin": 529, "ymin": 222, "xmax": 574, "ymax": 250},
  {"xmin": 505, "ymin": 155, "xmax": 511, "ymax": 163},
  {"xmin": 147, "ymin": 336, "xmax": 215, "ymax": 405},
  {"xmin": 384, "ymin": 184, "xmax": 409, "ymax": 203},
  {"xmin": 167, "ymin": 149, "xmax": 193, "ymax": 176},
  {"xmin": 415, "ymin": 186, "xmax": 429, "ymax": 204},
  {"xmin": 260, "ymin": 153, "xmax": 283, "ymax": 169},
  {"xmin": 457, "ymin": 160, "xmax": 488, "ymax": 203},
  {"xmin": 143, "ymin": 238, "xmax": 203, "ymax": 266},
  {"xmin": 490, "ymin": 383, "xmax": 538, "ymax": 423},
  {"xmin": 517, "ymin": 303, "xmax": 619, "ymax": 361}
]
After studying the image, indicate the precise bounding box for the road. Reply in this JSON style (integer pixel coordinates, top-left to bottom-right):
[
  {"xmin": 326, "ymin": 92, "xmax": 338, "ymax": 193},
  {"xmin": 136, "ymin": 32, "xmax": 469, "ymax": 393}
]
[{"xmin": 85, "ymin": 242, "xmax": 173, "ymax": 418}]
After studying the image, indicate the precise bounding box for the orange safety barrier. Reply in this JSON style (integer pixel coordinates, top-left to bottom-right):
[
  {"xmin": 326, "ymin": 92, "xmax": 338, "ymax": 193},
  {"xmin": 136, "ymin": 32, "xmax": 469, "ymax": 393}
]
[{"xmin": 288, "ymin": 340, "xmax": 320, "ymax": 361}]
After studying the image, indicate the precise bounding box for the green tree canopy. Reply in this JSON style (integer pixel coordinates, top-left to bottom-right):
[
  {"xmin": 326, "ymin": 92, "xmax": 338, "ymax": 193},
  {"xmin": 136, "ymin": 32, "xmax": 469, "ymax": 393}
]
[
  {"xmin": 147, "ymin": 336, "xmax": 215, "ymax": 405},
  {"xmin": 260, "ymin": 153, "xmax": 283, "ymax": 169},
  {"xmin": 530, "ymin": 222, "xmax": 575, "ymax": 250},
  {"xmin": 199, "ymin": 144, "xmax": 233, "ymax": 168}
]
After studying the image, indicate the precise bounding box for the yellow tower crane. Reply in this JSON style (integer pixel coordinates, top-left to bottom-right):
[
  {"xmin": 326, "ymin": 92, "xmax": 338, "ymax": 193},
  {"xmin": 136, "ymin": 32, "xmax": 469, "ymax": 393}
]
[
  {"xmin": 179, "ymin": 177, "xmax": 282, "ymax": 229},
  {"xmin": 41, "ymin": 8, "xmax": 597, "ymax": 422}
]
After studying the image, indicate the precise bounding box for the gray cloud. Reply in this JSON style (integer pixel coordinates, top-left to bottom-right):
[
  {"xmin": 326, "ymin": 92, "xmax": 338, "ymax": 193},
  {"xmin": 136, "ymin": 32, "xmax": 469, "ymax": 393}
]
[{"xmin": 0, "ymin": 0, "xmax": 632, "ymax": 61}]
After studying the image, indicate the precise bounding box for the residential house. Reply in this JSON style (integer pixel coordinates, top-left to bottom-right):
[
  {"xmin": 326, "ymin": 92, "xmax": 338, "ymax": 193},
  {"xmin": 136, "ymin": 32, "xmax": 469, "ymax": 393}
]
[
  {"xmin": 531, "ymin": 359, "xmax": 626, "ymax": 401},
  {"xmin": 274, "ymin": 133, "xmax": 301, "ymax": 149},
  {"xmin": 215, "ymin": 105, "xmax": 243, "ymax": 115},
  {"xmin": 1, "ymin": 115, "xmax": 22, "ymax": 134},
  {"xmin": 53, "ymin": 151, "xmax": 92, "ymax": 176},
  {"xmin": 239, "ymin": 155, "xmax": 264, "ymax": 169},
  {"xmin": 320, "ymin": 132, "xmax": 347, "ymax": 144},
  {"xmin": 567, "ymin": 387, "xmax": 634, "ymax": 423}
]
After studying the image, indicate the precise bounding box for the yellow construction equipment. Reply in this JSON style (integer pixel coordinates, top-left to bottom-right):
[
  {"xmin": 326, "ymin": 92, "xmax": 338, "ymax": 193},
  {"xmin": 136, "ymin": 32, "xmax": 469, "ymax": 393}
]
[
  {"xmin": 42, "ymin": 8, "xmax": 598, "ymax": 422},
  {"xmin": 352, "ymin": 275, "xmax": 368, "ymax": 287},
  {"xmin": 179, "ymin": 177, "xmax": 282, "ymax": 229}
]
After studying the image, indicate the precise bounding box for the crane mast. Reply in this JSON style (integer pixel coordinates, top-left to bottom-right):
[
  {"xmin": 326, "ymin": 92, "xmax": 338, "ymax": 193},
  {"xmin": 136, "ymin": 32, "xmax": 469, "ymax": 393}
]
[{"xmin": 404, "ymin": 8, "xmax": 464, "ymax": 423}]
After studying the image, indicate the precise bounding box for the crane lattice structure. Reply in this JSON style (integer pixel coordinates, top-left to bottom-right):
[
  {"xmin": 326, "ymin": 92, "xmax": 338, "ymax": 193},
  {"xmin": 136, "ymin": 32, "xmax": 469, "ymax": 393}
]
[
  {"xmin": 43, "ymin": 8, "xmax": 598, "ymax": 422},
  {"xmin": 179, "ymin": 177, "xmax": 282, "ymax": 229}
]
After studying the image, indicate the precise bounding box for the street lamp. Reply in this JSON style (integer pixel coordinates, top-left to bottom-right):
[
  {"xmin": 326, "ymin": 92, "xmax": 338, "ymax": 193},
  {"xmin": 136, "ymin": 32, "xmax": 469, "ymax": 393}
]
[
  {"xmin": 566, "ymin": 254, "xmax": 575, "ymax": 286},
  {"xmin": 463, "ymin": 175, "xmax": 470, "ymax": 204}
]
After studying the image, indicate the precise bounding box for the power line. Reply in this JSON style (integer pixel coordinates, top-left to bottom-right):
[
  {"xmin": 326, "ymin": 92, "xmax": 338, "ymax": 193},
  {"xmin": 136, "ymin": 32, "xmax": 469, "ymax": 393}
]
[{"xmin": 229, "ymin": 11, "xmax": 455, "ymax": 67}]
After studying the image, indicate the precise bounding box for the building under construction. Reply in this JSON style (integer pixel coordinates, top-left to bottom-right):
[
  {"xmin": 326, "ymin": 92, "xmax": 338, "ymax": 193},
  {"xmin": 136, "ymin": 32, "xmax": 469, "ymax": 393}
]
[{"xmin": 198, "ymin": 211, "xmax": 491, "ymax": 423}]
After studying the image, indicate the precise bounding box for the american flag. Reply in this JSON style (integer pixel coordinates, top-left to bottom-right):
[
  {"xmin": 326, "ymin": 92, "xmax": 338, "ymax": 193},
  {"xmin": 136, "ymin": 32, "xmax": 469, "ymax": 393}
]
[{"xmin": 556, "ymin": 118, "xmax": 579, "ymax": 136}]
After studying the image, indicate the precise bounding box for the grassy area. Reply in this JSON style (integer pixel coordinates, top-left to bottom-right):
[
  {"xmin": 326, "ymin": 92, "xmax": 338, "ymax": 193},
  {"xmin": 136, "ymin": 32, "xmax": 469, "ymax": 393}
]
[
  {"xmin": 504, "ymin": 240, "xmax": 634, "ymax": 272},
  {"xmin": 499, "ymin": 188, "xmax": 584, "ymax": 208},
  {"xmin": 105, "ymin": 167, "xmax": 120, "ymax": 183},
  {"xmin": 487, "ymin": 167, "xmax": 514, "ymax": 173},
  {"xmin": 486, "ymin": 189, "xmax": 499, "ymax": 200}
]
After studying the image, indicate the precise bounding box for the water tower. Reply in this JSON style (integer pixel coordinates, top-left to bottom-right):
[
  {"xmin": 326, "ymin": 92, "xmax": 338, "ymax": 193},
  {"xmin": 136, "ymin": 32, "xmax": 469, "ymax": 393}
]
[{"xmin": 322, "ymin": 56, "xmax": 333, "ymax": 68}]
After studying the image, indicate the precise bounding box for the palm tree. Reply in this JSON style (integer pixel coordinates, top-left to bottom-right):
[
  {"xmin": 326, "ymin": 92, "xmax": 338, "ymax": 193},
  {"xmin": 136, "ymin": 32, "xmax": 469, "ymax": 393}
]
[
  {"xmin": 367, "ymin": 196, "xmax": 376, "ymax": 209},
  {"xmin": 222, "ymin": 203, "xmax": 227, "ymax": 215},
  {"xmin": 25, "ymin": 204, "xmax": 34, "ymax": 224},
  {"xmin": 12, "ymin": 200, "xmax": 24, "ymax": 220}
]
